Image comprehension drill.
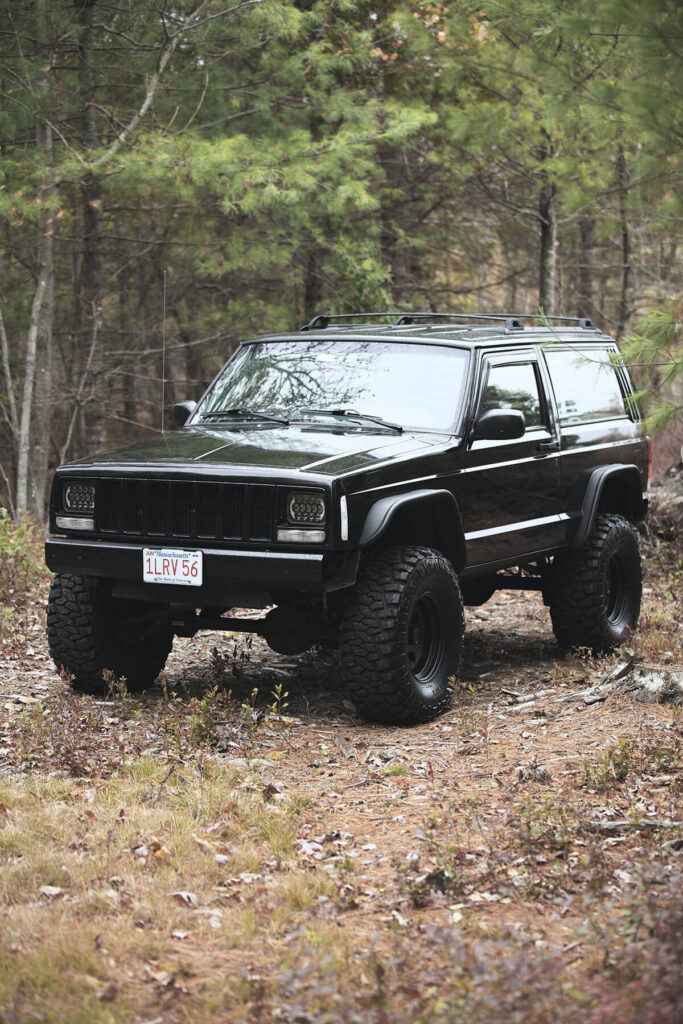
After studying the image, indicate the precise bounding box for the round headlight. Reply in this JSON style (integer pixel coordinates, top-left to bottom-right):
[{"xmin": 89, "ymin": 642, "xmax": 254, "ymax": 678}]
[
  {"xmin": 64, "ymin": 482, "xmax": 96, "ymax": 513},
  {"xmin": 287, "ymin": 491, "xmax": 325, "ymax": 524}
]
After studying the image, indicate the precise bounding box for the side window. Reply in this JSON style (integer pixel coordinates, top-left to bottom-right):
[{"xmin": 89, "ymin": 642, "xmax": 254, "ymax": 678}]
[
  {"xmin": 544, "ymin": 347, "xmax": 627, "ymax": 423},
  {"xmin": 479, "ymin": 362, "xmax": 543, "ymax": 428}
]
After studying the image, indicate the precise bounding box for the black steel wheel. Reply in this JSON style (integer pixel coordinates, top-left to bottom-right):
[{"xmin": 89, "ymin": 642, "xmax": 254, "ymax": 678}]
[
  {"xmin": 547, "ymin": 514, "xmax": 642, "ymax": 652},
  {"xmin": 340, "ymin": 546, "xmax": 465, "ymax": 725},
  {"xmin": 47, "ymin": 573, "xmax": 173, "ymax": 694}
]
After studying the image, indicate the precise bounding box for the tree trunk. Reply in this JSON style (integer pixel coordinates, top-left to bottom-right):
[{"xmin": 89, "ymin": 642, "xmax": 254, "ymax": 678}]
[
  {"xmin": 538, "ymin": 175, "xmax": 557, "ymax": 316},
  {"xmin": 77, "ymin": 0, "xmax": 106, "ymax": 451},
  {"xmin": 29, "ymin": 265, "xmax": 54, "ymax": 518},
  {"xmin": 616, "ymin": 145, "xmax": 632, "ymax": 340},
  {"xmin": 15, "ymin": 36, "xmax": 56, "ymax": 517},
  {"xmin": 537, "ymin": 129, "xmax": 556, "ymax": 316},
  {"xmin": 303, "ymin": 248, "xmax": 325, "ymax": 320},
  {"xmin": 577, "ymin": 217, "xmax": 594, "ymax": 318}
]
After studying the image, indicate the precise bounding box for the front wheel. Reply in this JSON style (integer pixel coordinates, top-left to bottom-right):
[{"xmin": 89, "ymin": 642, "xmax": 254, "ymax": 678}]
[
  {"xmin": 340, "ymin": 546, "xmax": 465, "ymax": 725},
  {"xmin": 47, "ymin": 574, "xmax": 173, "ymax": 694},
  {"xmin": 547, "ymin": 514, "xmax": 642, "ymax": 652}
]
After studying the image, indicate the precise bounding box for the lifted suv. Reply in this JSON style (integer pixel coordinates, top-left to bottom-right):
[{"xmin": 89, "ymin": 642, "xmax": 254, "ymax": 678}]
[{"xmin": 46, "ymin": 313, "xmax": 649, "ymax": 724}]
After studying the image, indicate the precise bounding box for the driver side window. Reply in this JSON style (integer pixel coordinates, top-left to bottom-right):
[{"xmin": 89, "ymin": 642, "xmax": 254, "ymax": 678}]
[{"xmin": 480, "ymin": 362, "xmax": 543, "ymax": 429}]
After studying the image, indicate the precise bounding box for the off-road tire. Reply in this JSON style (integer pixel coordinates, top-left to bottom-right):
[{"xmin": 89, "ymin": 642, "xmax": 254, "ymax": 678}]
[
  {"xmin": 47, "ymin": 573, "xmax": 173, "ymax": 694},
  {"xmin": 547, "ymin": 514, "xmax": 642, "ymax": 652},
  {"xmin": 340, "ymin": 546, "xmax": 465, "ymax": 726}
]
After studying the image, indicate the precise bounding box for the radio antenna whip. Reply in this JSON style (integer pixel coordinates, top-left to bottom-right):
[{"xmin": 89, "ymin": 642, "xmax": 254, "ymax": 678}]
[{"xmin": 161, "ymin": 269, "xmax": 167, "ymax": 434}]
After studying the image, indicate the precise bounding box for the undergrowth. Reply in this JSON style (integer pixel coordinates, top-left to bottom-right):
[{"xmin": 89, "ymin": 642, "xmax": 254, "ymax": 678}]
[{"xmin": 0, "ymin": 509, "xmax": 48, "ymax": 605}]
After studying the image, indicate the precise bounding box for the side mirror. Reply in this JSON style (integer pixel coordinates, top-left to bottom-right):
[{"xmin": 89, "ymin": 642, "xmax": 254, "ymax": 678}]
[
  {"xmin": 473, "ymin": 408, "xmax": 526, "ymax": 441},
  {"xmin": 172, "ymin": 400, "xmax": 197, "ymax": 428}
]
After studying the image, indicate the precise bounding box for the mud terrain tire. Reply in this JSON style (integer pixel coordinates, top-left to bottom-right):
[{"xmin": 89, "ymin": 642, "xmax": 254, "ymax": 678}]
[
  {"xmin": 340, "ymin": 546, "xmax": 465, "ymax": 725},
  {"xmin": 47, "ymin": 573, "xmax": 173, "ymax": 694},
  {"xmin": 548, "ymin": 514, "xmax": 642, "ymax": 652}
]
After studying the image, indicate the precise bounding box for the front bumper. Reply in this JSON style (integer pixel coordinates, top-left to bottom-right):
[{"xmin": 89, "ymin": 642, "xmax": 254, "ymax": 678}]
[{"xmin": 45, "ymin": 537, "xmax": 329, "ymax": 598}]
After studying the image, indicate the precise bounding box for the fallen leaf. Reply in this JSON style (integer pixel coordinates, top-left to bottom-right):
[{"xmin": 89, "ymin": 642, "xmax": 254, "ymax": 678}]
[
  {"xmin": 296, "ymin": 838, "xmax": 323, "ymax": 856},
  {"xmin": 193, "ymin": 833, "xmax": 214, "ymax": 856},
  {"xmin": 97, "ymin": 981, "xmax": 118, "ymax": 1002},
  {"xmin": 170, "ymin": 890, "xmax": 198, "ymax": 906},
  {"xmin": 40, "ymin": 885, "xmax": 65, "ymax": 899}
]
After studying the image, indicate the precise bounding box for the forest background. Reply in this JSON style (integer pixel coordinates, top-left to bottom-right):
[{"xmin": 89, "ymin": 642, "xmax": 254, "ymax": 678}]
[{"xmin": 0, "ymin": 0, "xmax": 681, "ymax": 519}]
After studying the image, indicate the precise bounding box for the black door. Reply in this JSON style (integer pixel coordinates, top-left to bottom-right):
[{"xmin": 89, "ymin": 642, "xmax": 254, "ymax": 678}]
[{"xmin": 462, "ymin": 351, "xmax": 564, "ymax": 568}]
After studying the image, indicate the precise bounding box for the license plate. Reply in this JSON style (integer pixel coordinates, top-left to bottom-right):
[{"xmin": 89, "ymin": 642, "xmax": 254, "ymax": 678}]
[{"xmin": 143, "ymin": 548, "xmax": 203, "ymax": 586}]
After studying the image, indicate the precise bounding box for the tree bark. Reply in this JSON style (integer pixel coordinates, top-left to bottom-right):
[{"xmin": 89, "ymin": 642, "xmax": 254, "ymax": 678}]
[
  {"xmin": 577, "ymin": 217, "xmax": 594, "ymax": 318},
  {"xmin": 538, "ymin": 177, "xmax": 556, "ymax": 315},
  {"xmin": 29, "ymin": 265, "xmax": 54, "ymax": 518},
  {"xmin": 538, "ymin": 129, "xmax": 556, "ymax": 316},
  {"xmin": 77, "ymin": 0, "xmax": 106, "ymax": 451},
  {"xmin": 616, "ymin": 145, "xmax": 632, "ymax": 340},
  {"xmin": 303, "ymin": 248, "xmax": 325, "ymax": 320},
  {"xmin": 15, "ymin": 22, "xmax": 56, "ymax": 517},
  {"xmin": 16, "ymin": 181, "xmax": 55, "ymax": 514}
]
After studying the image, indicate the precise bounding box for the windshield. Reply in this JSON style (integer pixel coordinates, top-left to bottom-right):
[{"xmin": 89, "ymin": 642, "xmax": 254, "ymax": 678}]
[{"xmin": 195, "ymin": 340, "xmax": 469, "ymax": 433}]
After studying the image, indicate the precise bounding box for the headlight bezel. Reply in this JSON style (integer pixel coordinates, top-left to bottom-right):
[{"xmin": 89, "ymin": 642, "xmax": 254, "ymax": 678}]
[
  {"xmin": 63, "ymin": 480, "xmax": 96, "ymax": 514},
  {"xmin": 286, "ymin": 490, "xmax": 326, "ymax": 527}
]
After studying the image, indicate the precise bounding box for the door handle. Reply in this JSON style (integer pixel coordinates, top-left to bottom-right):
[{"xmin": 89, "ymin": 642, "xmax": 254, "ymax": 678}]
[{"xmin": 537, "ymin": 439, "xmax": 560, "ymax": 453}]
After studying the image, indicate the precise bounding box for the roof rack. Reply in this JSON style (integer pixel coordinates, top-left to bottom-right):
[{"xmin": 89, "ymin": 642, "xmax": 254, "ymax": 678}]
[
  {"xmin": 300, "ymin": 312, "xmax": 596, "ymax": 332},
  {"xmin": 300, "ymin": 313, "xmax": 402, "ymax": 331}
]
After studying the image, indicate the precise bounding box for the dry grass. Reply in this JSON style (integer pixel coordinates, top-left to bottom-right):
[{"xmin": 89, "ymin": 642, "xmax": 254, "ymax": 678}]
[{"xmin": 0, "ymin": 759, "xmax": 340, "ymax": 1022}]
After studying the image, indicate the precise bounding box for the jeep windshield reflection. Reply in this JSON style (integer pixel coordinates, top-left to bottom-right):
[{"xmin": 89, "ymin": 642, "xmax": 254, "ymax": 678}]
[{"xmin": 194, "ymin": 340, "xmax": 469, "ymax": 433}]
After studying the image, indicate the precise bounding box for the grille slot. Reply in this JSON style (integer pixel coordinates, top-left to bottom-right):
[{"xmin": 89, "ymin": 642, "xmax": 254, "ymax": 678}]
[
  {"xmin": 250, "ymin": 485, "xmax": 275, "ymax": 541},
  {"xmin": 171, "ymin": 482, "xmax": 193, "ymax": 537},
  {"xmin": 95, "ymin": 479, "xmax": 275, "ymax": 542},
  {"xmin": 223, "ymin": 484, "xmax": 247, "ymax": 540},
  {"xmin": 197, "ymin": 482, "xmax": 220, "ymax": 538},
  {"xmin": 122, "ymin": 481, "xmax": 144, "ymax": 534},
  {"xmin": 147, "ymin": 481, "xmax": 169, "ymax": 536}
]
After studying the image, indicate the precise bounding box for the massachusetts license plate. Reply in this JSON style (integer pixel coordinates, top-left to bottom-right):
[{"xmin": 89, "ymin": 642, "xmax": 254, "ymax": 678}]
[{"xmin": 143, "ymin": 548, "xmax": 203, "ymax": 586}]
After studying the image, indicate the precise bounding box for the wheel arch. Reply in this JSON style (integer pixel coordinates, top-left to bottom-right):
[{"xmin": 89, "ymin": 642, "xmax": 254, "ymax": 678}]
[
  {"xmin": 571, "ymin": 464, "xmax": 645, "ymax": 550},
  {"xmin": 358, "ymin": 489, "xmax": 465, "ymax": 571}
]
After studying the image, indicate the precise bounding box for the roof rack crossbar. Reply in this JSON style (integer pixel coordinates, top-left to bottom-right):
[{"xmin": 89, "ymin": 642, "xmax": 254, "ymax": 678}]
[
  {"xmin": 300, "ymin": 312, "xmax": 599, "ymax": 332},
  {"xmin": 300, "ymin": 312, "xmax": 403, "ymax": 331}
]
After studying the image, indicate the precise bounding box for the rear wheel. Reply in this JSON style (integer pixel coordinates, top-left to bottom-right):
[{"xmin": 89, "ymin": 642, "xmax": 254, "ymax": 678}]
[
  {"xmin": 47, "ymin": 574, "xmax": 173, "ymax": 694},
  {"xmin": 340, "ymin": 546, "xmax": 465, "ymax": 725},
  {"xmin": 547, "ymin": 514, "xmax": 642, "ymax": 652}
]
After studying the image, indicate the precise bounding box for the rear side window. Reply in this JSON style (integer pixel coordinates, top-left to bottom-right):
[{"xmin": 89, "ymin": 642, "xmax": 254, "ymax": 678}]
[
  {"xmin": 480, "ymin": 362, "xmax": 543, "ymax": 428},
  {"xmin": 544, "ymin": 347, "xmax": 627, "ymax": 423}
]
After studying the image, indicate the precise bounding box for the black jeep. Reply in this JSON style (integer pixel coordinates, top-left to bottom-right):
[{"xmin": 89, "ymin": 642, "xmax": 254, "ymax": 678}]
[{"xmin": 45, "ymin": 313, "xmax": 649, "ymax": 724}]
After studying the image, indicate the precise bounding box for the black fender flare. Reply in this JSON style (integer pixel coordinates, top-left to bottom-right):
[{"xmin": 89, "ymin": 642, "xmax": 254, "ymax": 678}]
[
  {"xmin": 358, "ymin": 488, "xmax": 465, "ymax": 570},
  {"xmin": 570, "ymin": 464, "xmax": 645, "ymax": 549}
]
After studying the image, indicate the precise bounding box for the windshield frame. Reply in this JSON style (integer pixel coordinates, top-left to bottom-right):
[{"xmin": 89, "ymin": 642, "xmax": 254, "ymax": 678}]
[{"xmin": 190, "ymin": 335, "xmax": 471, "ymax": 436}]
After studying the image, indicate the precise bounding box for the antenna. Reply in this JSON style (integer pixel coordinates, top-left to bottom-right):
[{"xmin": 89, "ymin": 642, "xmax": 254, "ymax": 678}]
[{"xmin": 161, "ymin": 270, "xmax": 167, "ymax": 434}]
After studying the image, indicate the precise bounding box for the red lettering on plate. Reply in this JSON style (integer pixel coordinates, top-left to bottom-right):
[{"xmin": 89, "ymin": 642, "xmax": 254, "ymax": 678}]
[
  {"xmin": 162, "ymin": 557, "xmax": 170, "ymax": 575},
  {"xmin": 171, "ymin": 558, "xmax": 178, "ymax": 575}
]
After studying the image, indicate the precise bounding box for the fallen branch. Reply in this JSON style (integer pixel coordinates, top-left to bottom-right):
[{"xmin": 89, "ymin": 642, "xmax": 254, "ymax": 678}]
[
  {"xmin": 508, "ymin": 683, "xmax": 616, "ymax": 712},
  {"xmin": 583, "ymin": 819, "xmax": 682, "ymax": 836}
]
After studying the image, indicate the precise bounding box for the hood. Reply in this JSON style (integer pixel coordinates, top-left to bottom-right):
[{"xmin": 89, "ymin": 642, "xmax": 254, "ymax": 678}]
[{"xmin": 66, "ymin": 424, "xmax": 456, "ymax": 477}]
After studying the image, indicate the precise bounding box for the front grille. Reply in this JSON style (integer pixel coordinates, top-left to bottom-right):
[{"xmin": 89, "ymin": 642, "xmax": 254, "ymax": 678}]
[{"xmin": 97, "ymin": 478, "xmax": 276, "ymax": 543}]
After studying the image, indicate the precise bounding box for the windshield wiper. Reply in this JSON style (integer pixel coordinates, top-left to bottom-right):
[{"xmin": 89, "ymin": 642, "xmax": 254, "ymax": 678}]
[
  {"xmin": 296, "ymin": 408, "xmax": 403, "ymax": 433},
  {"xmin": 200, "ymin": 407, "xmax": 289, "ymax": 426}
]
